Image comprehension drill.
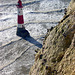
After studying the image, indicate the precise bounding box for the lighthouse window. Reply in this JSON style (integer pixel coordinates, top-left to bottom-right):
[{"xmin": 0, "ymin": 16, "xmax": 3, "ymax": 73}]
[{"xmin": 18, "ymin": 3, "xmax": 19, "ymax": 5}]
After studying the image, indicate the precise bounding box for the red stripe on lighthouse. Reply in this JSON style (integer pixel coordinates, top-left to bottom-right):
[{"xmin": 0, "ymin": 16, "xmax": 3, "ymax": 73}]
[{"xmin": 18, "ymin": 15, "xmax": 24, "ymax": 24}]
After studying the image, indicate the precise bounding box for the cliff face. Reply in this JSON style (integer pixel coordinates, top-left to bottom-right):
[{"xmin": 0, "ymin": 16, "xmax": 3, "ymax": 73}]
[{"xmin": 29, "ymin": 0, "xmax": 75, "ymax": 75}]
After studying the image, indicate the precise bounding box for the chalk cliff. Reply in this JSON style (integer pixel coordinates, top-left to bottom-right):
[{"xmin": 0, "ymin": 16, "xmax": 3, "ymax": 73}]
[{"xmin": 30, "ymin": 0, "xmax": 75, "ymax": 75}]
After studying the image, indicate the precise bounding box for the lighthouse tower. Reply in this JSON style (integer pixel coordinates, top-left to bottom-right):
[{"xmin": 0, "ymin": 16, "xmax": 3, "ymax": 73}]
[{"xmin": 16, "ymin": 0, "xmax": 29, "ymax": 37}]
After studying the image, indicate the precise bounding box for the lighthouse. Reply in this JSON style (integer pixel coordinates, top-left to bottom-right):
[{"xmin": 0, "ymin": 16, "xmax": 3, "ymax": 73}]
[{"xmin": 16, "ymin": 0, "xmax": 29, "ymax": 37}]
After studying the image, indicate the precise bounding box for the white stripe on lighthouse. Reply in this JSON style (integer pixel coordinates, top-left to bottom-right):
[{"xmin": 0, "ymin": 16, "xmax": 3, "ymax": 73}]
[
  {"xmin": 18, "ymin": 24, "xmax": 23, "ymax": 28},
  {"xmin": 18, "ymin": 8, "xmax": 23, "ymax": 16}
]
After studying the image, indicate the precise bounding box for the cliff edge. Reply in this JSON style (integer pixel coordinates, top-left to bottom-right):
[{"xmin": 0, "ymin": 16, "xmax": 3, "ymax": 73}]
[{"xmin": 30, "ymin": 0, "xmax": 75, "ymax": 75}]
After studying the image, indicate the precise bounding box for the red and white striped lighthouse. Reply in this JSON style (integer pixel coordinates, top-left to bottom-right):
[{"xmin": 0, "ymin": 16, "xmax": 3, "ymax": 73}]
[
  {"xmin": 16, "ymin": 0, "xmax": 29, "ymax": 37},
  {"xmin": 17, "ymin": 0, "xmax": 25, "ymax": 29}
]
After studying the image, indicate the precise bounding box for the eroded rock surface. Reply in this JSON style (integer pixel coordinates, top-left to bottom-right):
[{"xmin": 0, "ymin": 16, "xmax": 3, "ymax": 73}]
[{"xmin": 29, "ymin": 0, "xmax": 75, "ymax": 75}]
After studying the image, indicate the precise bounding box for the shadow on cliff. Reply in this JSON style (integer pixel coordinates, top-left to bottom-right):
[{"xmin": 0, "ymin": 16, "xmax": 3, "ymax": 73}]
[{"xmin": 22, "ymin": 36, "xmax": 42, "ymax": 48}]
